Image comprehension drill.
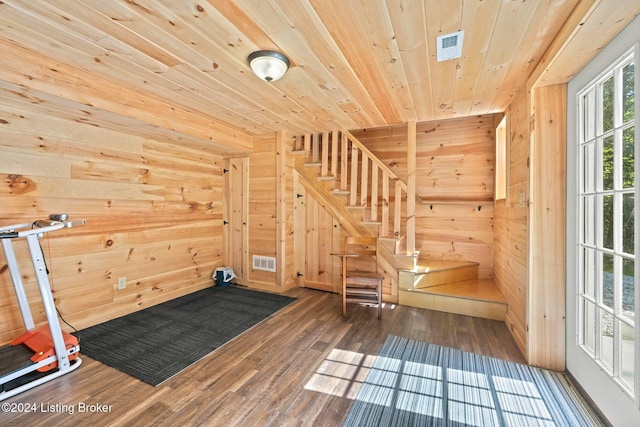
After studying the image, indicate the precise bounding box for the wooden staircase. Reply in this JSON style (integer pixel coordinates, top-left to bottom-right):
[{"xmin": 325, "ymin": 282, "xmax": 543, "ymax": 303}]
[
  {"xmin": 292, "ymin": 131, "xmax": 414, "ymax": 246},
  {"xmin": 292, "ymin": 130, "xmax": 507, "ymax": 321},
  {"xmin": 398, "ymin": 260, "xmax": 507, "ymax": 320},
  {"xmin": 292, "ymin": 131, "xmax": 415, "ymax": 302}
]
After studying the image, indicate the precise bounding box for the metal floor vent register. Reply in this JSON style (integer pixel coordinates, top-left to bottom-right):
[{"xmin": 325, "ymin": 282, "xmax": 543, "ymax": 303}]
[{"xmin": 252, "ymin": 255, "xmax": 276, "ymax": 272}]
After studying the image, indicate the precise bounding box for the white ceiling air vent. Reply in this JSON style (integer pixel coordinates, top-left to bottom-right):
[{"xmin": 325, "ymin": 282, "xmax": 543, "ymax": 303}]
[{"xmin": 436, "ymin": 30, "xmax": 464, "ymax": 62}]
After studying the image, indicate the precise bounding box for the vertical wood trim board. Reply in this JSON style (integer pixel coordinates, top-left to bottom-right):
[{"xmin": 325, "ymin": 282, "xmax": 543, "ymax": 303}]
[
  {"xmin": 276, "ymin": 131, "xmax": 287, "ymax": 288},
  {"xmin": 293, "ymin": 171, "xmax": 306, "ymax": 288},
  {"xmin": 406, "ymin": 120, "xmax": 417, "ymax": 253},
  {"xmin": 528, "ymin": 84, "xmax": 567, "ymax": 370}
]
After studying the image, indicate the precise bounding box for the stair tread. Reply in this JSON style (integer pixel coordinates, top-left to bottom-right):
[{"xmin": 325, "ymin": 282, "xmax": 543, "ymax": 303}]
[
  {"xmin": 401, "ymin": 279, "xmax": 506, "ymax": 304},
  {"xmin": 407, "ymin": 259, "xmax": 479, "ymax": 274}
]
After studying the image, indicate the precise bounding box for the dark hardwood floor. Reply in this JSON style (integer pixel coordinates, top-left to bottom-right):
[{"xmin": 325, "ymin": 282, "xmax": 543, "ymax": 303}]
[{"xmin": 0, "ymin": 287, "xmax": 526, "ymax": 426}]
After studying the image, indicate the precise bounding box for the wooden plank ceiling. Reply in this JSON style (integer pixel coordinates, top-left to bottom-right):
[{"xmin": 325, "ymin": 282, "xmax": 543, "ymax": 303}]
[{"xmin": 0, "ymin": 0, "xmax": 638, "ymax": 152}]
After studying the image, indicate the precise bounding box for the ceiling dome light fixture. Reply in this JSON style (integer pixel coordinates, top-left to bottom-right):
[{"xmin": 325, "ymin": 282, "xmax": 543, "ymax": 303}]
[{"xmin": 247, "ymin": 50, "xmax": 290, "ymax": 82}]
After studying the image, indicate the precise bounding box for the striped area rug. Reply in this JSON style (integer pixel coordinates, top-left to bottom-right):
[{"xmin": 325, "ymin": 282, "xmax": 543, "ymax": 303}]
[{"xmin": 343, "ymin": 335, "xmax": 605, "ymax": 426}]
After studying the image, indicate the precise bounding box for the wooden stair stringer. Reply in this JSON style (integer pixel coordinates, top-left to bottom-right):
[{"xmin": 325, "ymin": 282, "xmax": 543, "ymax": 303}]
[
  {"xmin": 376, "ymin": 244, "xmax": 398, "ymax": 304},
  {"xmin": 294, "ymin": 155, "xmax": 375, "ymax": 238},
  {"xmin": 376, "ymin": 236, "xmax": 423, "ymax": 304},
  {"xmin": 378, "ymin": 235, "xmax": 407, "ymax": 255}
]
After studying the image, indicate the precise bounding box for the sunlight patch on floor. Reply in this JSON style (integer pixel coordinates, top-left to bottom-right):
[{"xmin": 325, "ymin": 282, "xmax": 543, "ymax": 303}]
[
  {"xmin": 305, "ymin": 347, "xmax": 554, "ymax": 426},
  {"xmin": 304, "ymin": 348, "xmax": 377, "ymax": 399}
]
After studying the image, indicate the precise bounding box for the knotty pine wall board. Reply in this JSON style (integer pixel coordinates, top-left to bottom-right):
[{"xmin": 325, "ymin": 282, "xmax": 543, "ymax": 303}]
[{"xmin": 0, "ymin": 92, "xmax": 224, "ymax": 344}]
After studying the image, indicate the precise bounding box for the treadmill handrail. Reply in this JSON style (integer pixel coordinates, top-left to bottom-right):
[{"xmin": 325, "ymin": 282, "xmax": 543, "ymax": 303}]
[
  {"xmin": 0, "ymin": 222, "xmax": 31, "ymax": 234},
  {"xmin": 0, "ymin": 219, "xmax": 86, "ymax": 237}
]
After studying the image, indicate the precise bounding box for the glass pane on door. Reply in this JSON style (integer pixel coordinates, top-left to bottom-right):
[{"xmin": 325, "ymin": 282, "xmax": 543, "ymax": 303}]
[
  {"xmin": 602, "ymin": 195, "xmax": 614, "ymax": 250},
  {"xmin": 621, "ymin": 321, "xmax": 635, "ymax": 390},
  {"xmin": 623, "ymin": 61, "xmax": 635, "ymax": 123},
  {"xmin": 583, "ymin": 299, "xmax": 596, "ymax": 353},
  {"xmin": 622, "ymin": 258, "xmax": 635, "ymax": 315},
  {"xmin": 600, "ymin": 310, "xmax": 614, "ymax": 371},
  {"xmin": 602, "ymin": 76, "xmax": 614, "ymax": 132},
  {"xmin": 602, "ymin": 253, "xmax": 614, "ymax": 310},
  {"xmin": 602, "ymin": 135, "xmax": 614, "ymax": 191},
  {"xmin": 623, "ymin": 127, "xmax": 635, "ymax": 188}
]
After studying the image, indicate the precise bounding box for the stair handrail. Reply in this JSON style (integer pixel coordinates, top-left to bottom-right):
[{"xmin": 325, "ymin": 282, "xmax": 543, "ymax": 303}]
[
  {"xmin": 343, "ymin": 130, "xmax": 424, "ymax": 206},
  {"xmin": 342, "ymin": 130, "xmax": 407, "ymax": 193}
]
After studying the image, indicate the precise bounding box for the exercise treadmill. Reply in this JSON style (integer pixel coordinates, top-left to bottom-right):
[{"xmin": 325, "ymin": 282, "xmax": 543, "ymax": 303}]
[{"xmin": 0, "ymin": 215, "xmax": 84, "ymax": 400}]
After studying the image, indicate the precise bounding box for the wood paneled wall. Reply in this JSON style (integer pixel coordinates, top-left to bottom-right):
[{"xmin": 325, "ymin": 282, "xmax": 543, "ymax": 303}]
[
  {"xmin": 494, "ymin": 85, "xmax": 567, "ymax": 371},
  {"xmin": 352, "ymin": 115, "xmax": 496, "ymax": 278},
  {"xmin": 415, "ymin": 202, "xmax": 494, "ymax": 279},
  {"xmin": 245, "ymin": 136, "xmax": 278, "ymax": 287},
  {"xmin": 493, "ymin": 90, "xmax": 530, "ymax": 356},
  {"xmin": 494, "ymin": 84, "xmax": 568, "ymax": 370},
  {"xmin": 0, "ymin": 90, "xmax": 224, "ymax": 344},
  {"xmin": 293, "ymin": 176, "xmax": 345, "ymax": 293},
  {"xmin": 236, "ymin": 133, "xmax": 296, "ymax": 292},
  {"xmin": 352, "ymin": 115, "xmax": 496, "ymax": 201}
]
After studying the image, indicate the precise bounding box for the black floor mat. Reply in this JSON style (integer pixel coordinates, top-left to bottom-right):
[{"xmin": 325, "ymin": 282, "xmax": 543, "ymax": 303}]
[{"xmin": 74, "ymin": 286, "xmax": 295, "ymax": 386}]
